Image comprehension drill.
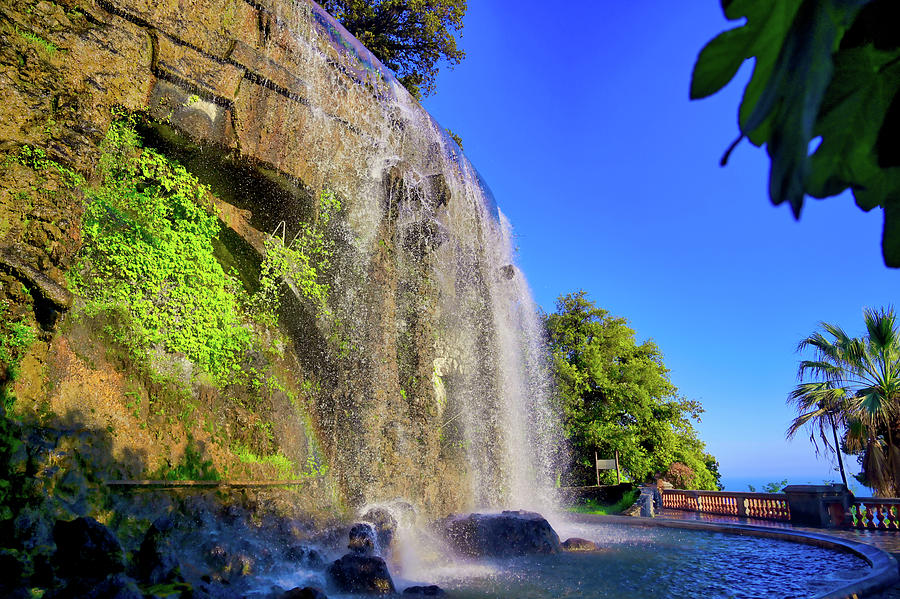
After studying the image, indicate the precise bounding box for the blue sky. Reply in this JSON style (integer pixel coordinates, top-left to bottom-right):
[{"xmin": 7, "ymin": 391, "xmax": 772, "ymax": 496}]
[{"xmin": 422, "ymin": 2, "xmax": 900, "ymax": 490}]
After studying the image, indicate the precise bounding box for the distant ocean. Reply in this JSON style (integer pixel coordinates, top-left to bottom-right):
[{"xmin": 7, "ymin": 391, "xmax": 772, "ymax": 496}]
[{"xmin": 719, "ymin": 475, "xmax": 869, "ymax": 496}]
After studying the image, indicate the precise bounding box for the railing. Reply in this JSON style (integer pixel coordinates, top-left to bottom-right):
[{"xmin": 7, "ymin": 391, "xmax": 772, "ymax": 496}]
[
  {"xmin": 662, "ymin": 489, "xmax": 791, "ymax": 522},
  {"xmin": 842, "ymin": 497, "xmax": 900, "ymax": 530}
]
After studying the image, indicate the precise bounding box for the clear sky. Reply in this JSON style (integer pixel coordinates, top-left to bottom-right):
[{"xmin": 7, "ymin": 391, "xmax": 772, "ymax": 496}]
[{"xmin": 422, "ymin": 2, "xmax": 900, "ymax": 490}]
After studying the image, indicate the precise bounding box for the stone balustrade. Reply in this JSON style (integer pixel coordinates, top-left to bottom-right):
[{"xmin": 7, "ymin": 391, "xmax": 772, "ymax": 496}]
[
  {"xmin": 834, "ymin": 498, "xmax": 900, "ymax": 530},
  {"xmin": 661, "ymin": 489, "xmax": 791, "ymax": 522},
  {"xmin": 663, "ymin": 485, "xmax": 900, "ymax": 530}
]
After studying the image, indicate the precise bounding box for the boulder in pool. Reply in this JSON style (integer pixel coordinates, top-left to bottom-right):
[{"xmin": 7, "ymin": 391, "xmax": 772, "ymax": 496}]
[
  {"xmin": 435, "ymin": 510, "xmax": 560, "ymax": 557},
  {"xmin": 347, "ymin": 523, "xmax": 377, "ymax": 556},
  {"xmin": 561, "ymin": 537, "xmax": 597, "ymax": 551},
  {"xmin": 326, "ymin": 554, "xmax": 395, "ymax": 594},
  {"xmin": 403, "ymin": 584, "xmax": 446, "ymax": 596},
  {"xmin": 279, "ymin": 587, "xmax": 329, "ymax": 599},
  {"xmin": 52, "ymin": 517, "xmax": 125, "ymax": 579}
]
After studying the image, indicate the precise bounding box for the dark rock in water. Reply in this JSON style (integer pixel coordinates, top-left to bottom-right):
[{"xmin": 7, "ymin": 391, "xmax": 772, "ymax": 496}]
[
  {"xmin": 347, "ymin": 523, "xmax": 377, "ymax": 555},
  {"xmin": 436, "ymin": 510, "xmax": 560, "ymax": 557},
  {"xmin": 501, "ymin": 264, "xmax": 516, "ymax": 279},
  {"xmin": 135, "ymin": 516, "xmax": 183, "ymax": 585},
  {"xmin": 203, "ymin": 543, "xmax": 254, "ymax": 582},
  {"xmin": 403, "ymin": 584, "xmax": 446, "ymax": 596},
  {"xmin": 360, "ymin": 507, "xmax": 398, "ymax": 550},
  {"xmin": 52, "ymin": 517, "xmax": 124, "ymax": 579},
  {"xmin": 44, "ymin": 572, "xmax": 143, "ymax": 599},
  {"xmin": 561, "ymin": 537, "xmax": 597, "ymax": 551},
  {"xmin": 279, "ymin": 586, "xmax": 329, "ymax": 599},
  {"xmin": 0, "ymin": 548, "xmax": 33, "ymax": 584},
  {"xmin": 284, "ymin": 544, "xmax": 326, "ymax": 568},
  {"xmin": 327, "ymin": 553, "xmax": 395, "ymax": 595}
]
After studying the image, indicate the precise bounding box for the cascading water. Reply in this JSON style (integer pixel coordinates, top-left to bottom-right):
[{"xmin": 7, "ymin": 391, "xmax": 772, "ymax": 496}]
[{"xmin": 257, "ymin": 0, "xmax": 564, "ymax": 516}]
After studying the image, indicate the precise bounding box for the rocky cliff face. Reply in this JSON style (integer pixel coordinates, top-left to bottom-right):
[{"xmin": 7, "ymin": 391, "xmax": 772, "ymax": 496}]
[{"xmin": 0, "ymin": 0, "xmax": 556, "ymax": 518}]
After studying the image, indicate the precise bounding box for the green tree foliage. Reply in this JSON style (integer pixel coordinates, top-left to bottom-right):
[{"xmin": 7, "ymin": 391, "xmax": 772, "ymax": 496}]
[
  {"xmin": 319, "ymin": 0, "xmax": 466, "ymax": 99},
  {"xmin": 788, "ymin": 307, "xmax": 900, "ymax": 495},
  {"xmin": 546, "ymin": 291, "xmax": 720, "ymax": 490},
  {"xmin": 747, "ymin": 479, "xmax": 789, "ymax": 493},
  {"xmin": 692, "ymin": 0, "xmax": 900, "ymax": 266}
]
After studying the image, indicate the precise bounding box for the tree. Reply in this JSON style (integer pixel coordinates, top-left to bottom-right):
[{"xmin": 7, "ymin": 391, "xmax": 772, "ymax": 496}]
[
  {"xmin": 789, "ymin": 307, "xmax": 900, "ymax": 495},
  {"xmin": 545, "ymin": 291, "xmax": 720, "ymax": 490},
  {"xmin": 691, "ymin": 0, "xmax": 900, "ymax": 266},
  {"xmin": 319, "ymin": 0, "xmax": 466, "ymax": 99},
  {"xmin": 786, "ymin": 380, "xmax": 852, "ymax": 487}
]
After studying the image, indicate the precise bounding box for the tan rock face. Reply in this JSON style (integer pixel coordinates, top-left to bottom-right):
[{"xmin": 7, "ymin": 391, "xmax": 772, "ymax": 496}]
[{"xmin": 1, "ymin": 0, "xmax": 498, "ymax": 516}]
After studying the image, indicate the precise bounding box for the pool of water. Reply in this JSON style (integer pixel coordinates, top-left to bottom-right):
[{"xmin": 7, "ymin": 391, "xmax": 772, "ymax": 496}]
[
  {"xmin": 251, "ymin": 519, "xmax": 872, "ymax": 598},
  {"xmin": 393, "ymin": 521, "xmax": 871, "ymax": 599}
]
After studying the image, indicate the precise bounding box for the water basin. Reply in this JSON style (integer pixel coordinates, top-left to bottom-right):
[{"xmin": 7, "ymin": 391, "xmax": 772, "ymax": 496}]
[{"xmin": 388, "ymin": 519, "xmax": 877, "ymax": 599}]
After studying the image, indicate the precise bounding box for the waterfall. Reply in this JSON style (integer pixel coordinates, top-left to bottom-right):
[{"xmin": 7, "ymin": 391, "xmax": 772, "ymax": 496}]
[{"xmin": 263, "ymin": 0, "xmax": 562, "ymax": 514}]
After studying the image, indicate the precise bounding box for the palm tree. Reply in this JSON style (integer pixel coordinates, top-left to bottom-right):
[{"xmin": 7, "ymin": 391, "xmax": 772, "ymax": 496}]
[
  {"xmin": 788, "ymin": 307, "xmax": 900, "ymax": 496},
  {"xmin": 786, "ymin": 381, "xmax": 851, "ymax": 488}
]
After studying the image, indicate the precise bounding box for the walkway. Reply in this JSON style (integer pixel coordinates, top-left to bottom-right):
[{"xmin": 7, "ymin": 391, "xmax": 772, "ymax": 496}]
[{"xmin": 658, "ymin": 509, "xmax": 900, "ymax": 598}]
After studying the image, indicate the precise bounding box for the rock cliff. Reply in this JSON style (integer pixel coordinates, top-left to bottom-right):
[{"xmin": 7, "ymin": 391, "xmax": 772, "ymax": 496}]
[{"xmin": 0, "ymin": 0, "xmax": 556, "ymax": 518}]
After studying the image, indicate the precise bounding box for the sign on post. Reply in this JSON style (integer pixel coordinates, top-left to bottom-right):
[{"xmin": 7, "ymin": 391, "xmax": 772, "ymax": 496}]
[{"xmin": 595, "ymin": 450, "xmax": 621, "ymax": 485}]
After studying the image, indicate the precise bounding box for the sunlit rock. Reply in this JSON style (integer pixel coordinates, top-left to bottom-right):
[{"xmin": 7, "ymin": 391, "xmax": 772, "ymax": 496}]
[{"xmin": 435, "ymin": 510, "xmax": 561, "ymax": 558}]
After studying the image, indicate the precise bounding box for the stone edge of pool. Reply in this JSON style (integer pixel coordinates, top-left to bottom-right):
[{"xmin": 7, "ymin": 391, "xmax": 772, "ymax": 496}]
[{"xmin": 564, "ymin": 513, "xmax": 900, "ymax": 599}]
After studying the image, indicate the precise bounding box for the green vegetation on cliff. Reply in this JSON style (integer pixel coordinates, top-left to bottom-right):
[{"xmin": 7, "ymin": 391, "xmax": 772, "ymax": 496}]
[
  {"xmin": 69, "ymin": 114, "xmax": 340, "ymax": 387},
  {"xmin": 546, "ymin": 291, "xmax": 720, "ymax": 490},
  {"xmin": 0, "ymin": 301, "xmax": 36, "ymax": 387},
  {"xmin": 72, "ymin": 115, "xmax": 251, "ymax": 384},
  {"xmin": 252, "ymin": 190, "xmax": 341, "ymax": 324},
  {"xmin": 1, "ymin": 112, "xmax": 340, "ymax": 492}
]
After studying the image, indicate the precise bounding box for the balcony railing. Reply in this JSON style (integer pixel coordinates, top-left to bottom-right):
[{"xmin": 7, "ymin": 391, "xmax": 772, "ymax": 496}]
[
  {"xmin": 661, "ymin": 489, "xmax": 790, "ymax": 521},
  {"xmin": 838, "ymin": 497, "xmax": 900, "ymax": 530},
  {"xmin": 663, "ymin": 487, "xmax": 900, "ymax": 530}
]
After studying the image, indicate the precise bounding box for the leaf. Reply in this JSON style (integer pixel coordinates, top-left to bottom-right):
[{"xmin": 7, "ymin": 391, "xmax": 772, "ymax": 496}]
[
  {"xmin": 884, "ymin": 195, "xmax": 900, "ymax": 266},
  {"xmin": 691, "ymin": 27, "xmax": 757, "ymax": 100},
  {"xmin": 691, "ymin": 0, "xmax": 801, "ymax": 105},
  {"xmin": 741, "ymin": 0, "xmax": 869, "ymax": 215},
  {"xmin": 807, "ymin": 46, "xmax": 900, "ymax": 199},
  {"xmin": 734, "ymin": 0, "xmax": 805, "ymax": 146}
]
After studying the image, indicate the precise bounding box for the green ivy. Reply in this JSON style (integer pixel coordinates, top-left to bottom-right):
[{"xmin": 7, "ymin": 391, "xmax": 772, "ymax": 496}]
[
  {"xmin": 233, "ymin": 445, "xmax": 295, "ymax": 479},
  {"xmin": 0, "ymin": 302, "xmax": 36, "ymax": 382},
  {"xmin": 3, "ymin": 145, "xmax": 84, "ymax": 189},
  {"xmin": 14, "ymin": 25, "xmax": 61, "ymax": 57},
  {"xmin": 72, "ymin": 116, "xmax": 251, "ymax": 385},
  {"xmin": 251, "ymin": 190, "xmax": 340, "ymax": 324}
]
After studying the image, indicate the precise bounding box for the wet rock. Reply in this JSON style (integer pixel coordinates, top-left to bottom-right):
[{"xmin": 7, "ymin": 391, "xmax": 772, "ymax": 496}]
[
  {"xmin": 347, "ymin": 522, "xmax": 377, "ymax": 555},
  {"xmin": 13, "ymin": 506, "xmax": 54, "ymax": 551},
  {"xmin": 427, "ymin": 173, "xmax": 451, "ymax": 208},
  {"xmin": 360, "ymin": 507, "xmax": 397, "ymax": 550},
  {"xmin": 326, "ymin": 553, "xmax": 395, "ymax": 595},
  {"xmin": 135, "ymin": 516, "xmax": 183, "ymax": 585},
  {"xmin": 435, "ymin": 510, "xmax": 560, "ymax": 558},
  {"xmin": 0, "ymin": 548, "xmax": 33, "ymax": 596},
  {"xmin": 279, "ymin": 587, "xmax": 329, "ymax": 599},
  {"xmin": 52, "ymin": 517, "xmax": 124, "ymax": 579},
  {"xmin": 403, "ymin": 584, "xmax": 446, "ymax": 596},
  {"xmin": 44, "ymin": 572, "xmax": 143, "ymax": 599},
  {"xmin": 0, "ymin": 247, "xmax": 72, "ymax": 309},
  {"xmin": 561, "ymin": 537, "xmax": 597, "ymax": 551},
  {"xmin": 204, "ymin": 542, "xmax": 254, "ymax": 582},
  {"xmin": 284, "ymin": 544, "xmax": 326, "ymax": 568}
]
